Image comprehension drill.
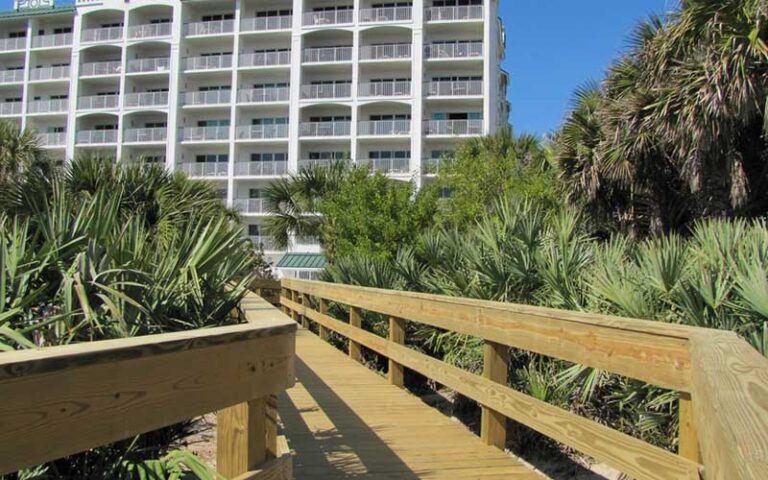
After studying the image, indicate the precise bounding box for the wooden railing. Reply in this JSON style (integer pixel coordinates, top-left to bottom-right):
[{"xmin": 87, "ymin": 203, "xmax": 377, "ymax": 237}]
[
  {"xmin": 0, "ymin": 292, "xmax": 296, "ymax": 480},
  {"xmin": 281, "ymin": 278, "xmax": 768, "ymax": 480}
]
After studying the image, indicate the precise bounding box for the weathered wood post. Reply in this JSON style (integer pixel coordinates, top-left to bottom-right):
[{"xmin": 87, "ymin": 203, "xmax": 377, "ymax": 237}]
[
  {"xmin": 480, "ymin": 341, "xmax": 508, "ymax": 449},
  {"xmin": 349, "ymin": 306, "xmax": 362, "ymax": 362},
  {"xmin": 388, "ymin": 316, "xmax": 406, "ymax": 387}
]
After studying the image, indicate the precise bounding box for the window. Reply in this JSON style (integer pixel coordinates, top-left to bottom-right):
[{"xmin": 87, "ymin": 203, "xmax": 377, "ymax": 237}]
[
  {"xmin": 431, "ymin": 112, "xmax": 483, "ymax": 120},
  {"xmin": 256, "ymin": 9, "xmax": 292, "ymax": 17},
  {"xmin": 150, "ymin": 18, "xmax": 172, "ymax": 24},
  {"xmin": 371, "ymin": 78, "xmax": 410, "ymax": 83},
  {"xmin": 197, "ymin": 119, "xmax": 230, "ymax": 127},
  {"xmin": 8, "ymin": 32, "xmax": 26, "ymax": 39},
  {"xmin": 432, "ymin": 75, "xmax": 482, "ymax": 81},
  {"xmin": 201, "ymin": 14, "xmax": 235, "ymax": 22},
  {"xmin": 369, "ymin": 114, "xmax": 411, "ymax": 121},
  {"xmin": 100, "ymin": 22, "xmax": 124, "ymax": 28},
  {"xmin": 310, "ymin": 80, "xmax": 352, "ymax": 86},
  {"xmin": 251, "ymin": 152, "xmax": 287, "ymax": 162},
  {"xmin": 144, "ymin": 122, "xmax": 167, "ymax": 128},
  {"xmin": 369, "ymin": 150, "xmax": 411, "ymax": 159},
  {"xmin": 253, "ymin": 82, "xmax": 288, "ymax": 89},
  {"xmin": 53, "ymin": 27, "xmax": 73, "ymax": 34},
  {"xmin": 252, "ymin": 117, "xmax": 288, "ymax": 126},
  {"xmin": 248, "ymin": 224, "xmax": 260, "ymax": 236},
  {"xmin": 145, "ymin": 88, "xmax": 169, "ymax": 93},
  {"xmin": 373, "ymin": 2, "xmax": 413, "ymax": 7},
  {"xmin": 249, "ymin": 189, "xmax": 265, "ymax": 199},
  {"xmin": 195, "ymin": 153, "xmax": 228, "ymax": 163},
  {"xmin": 433, "ymin": 0, "xmax": 482, "ymax": 6},
  {"xmin": 431, "ymin": 150, "xmax": 453, "ymax": 159},
  {"xmin": 199, "ymin": 85, "xmax": 231, "ymax": 92},
  {"xmin": 313, "ymin": 5, "xmax": 353, "ymax": 12},
  {"xmin": 309, "ymin": 115, "xmax": 351, "ymax": 122},
  {"xmin": 95, "ymin": 124, "xmax": 118, "ymax": 131},
  {"xmin": 309, "ymin": 151, "xmax": 347, "ymax": 160},
  {"xmin": 4, "ymin": 97, "xmax": 21, "ymax": 103},
  {"xmin": 143, "ymin": 155, "xmax": 165, "ymax": 163},
  {"xmin": 200, "ymin": 51, "xmax": 232, "ymax": 57},
  {"xmin": 253, "ymin": 48, "xmax": 290, "ymax": 54},
  {"xmin": 47, "ymin": 126, "xmax": 65, "ymax": 133}
]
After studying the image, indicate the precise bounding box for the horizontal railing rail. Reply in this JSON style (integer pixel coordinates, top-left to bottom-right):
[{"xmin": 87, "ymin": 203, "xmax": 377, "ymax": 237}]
[
  {"xmin": 0, "ymin": 37, "xmax": 26, "ymax": 51},
  {"xmin": 238, "ymin": 87, "xmax": 290, "ymax": 103},
  {"xmin": 235, "ymin": 161, "xmax": 289, "ymax": 177},
  {"xmin": 127, "ymin": 57, "xmax": 170, "ymax": 74},
  {"xmin": 358, "ymin": 81, "xmax": 411, "ymax": 97},
  {"xmin": 425, "ymin": 5, "xmax": 484, "ymax": 22},
  {"xmin": 76, "ymin": 129, "xmax": 118, "ymax": 144},
  {"xmin": 0, "ymin": 70, "xmax": 24, "ymax": 83},
  {"xmin": 178, "ymin": 162, "xmax": 229, "ymax": 177},
  {"xmin": 358, "ymin": 119, "xmax": 411, "ymax": 136},
  {"xmin": 184, "ymin": 55, "xmax": 233, "ymax": 71},
  {"xmin": 425, "ymin": 41, "xmax": 483, "ymax": 59},
  {"xmin": 78, "ymin": 94, "xmax": 120, "ymax": 110},
  {"xmin": 31, "ymin": 32, "xmax": 73, "ymax": 48},
  {"xmin": 303, "ymin": 9, "xmax": 354, "ymax": 26},
  {"xmin": 29, "ymin": 65, "xmax": 70, "ymax": 81},
  {"xmin": 123, "ymin": 127, "xmax": 168, "ymax": 143},
  {"xmin": 300, "ymin": 83, "xmax": 352, "ymax": 100},
  {"xmin": 300, "ymin": 121, "xmax": 351, "ymax": 137},
  {"xmin": 426, "ymin": 80, "xmax": 484, "ymax": 96},
  {"xmin": 235, "ymin": 124, "xmax": 290, "ymax": 140},
  {"xmin": 239, "ymin": 51, "xmax": 292, "ymax": 68},
  {"xmin": 359, "ymin": 157, "xmax": 411, "ymax": 173},
  {"xmin": 123, "ymin": 91, "xmax": 169, "ymax": 108},
  {"xmin": 359, "ymin": 43, "xmax": 411, "ymax": 61},
  {"xmin": 359, "ymin": 6, "xmax": 412, "ymax": 23},
  {"xmin": 241, "ymin": 15, "xmax": 293, "ymax": 32},
  {"xmin": 185, "ymin": 19, "xmax": 235, "ymax": 36},
  {"xmin": 303, "ymin": 46, "xmax": 353, "ymax": 63},
  {"xmin": 179, "ymin": 126, "xmax": 231, "ymax": 142},
  {"xmin": 182, "ymin": 89, "xmax": 232, "ymax": 106},
  {"xmin": 80, "ymin": 60, "xmax": 122, "ymax": 77},
  {"xmin": 81, "ymin": 26, "xmax": 124, "ymax": 43},
  {"xmin": 27, "ymin": 98, "xmax": 69, "ymax": 114},
  {"xmin": 0, "ymin": 102, "xmax": 22, "ymax": 116},
  {"xmin": 128, "ymin": 23, "xmax": 172, "ymax": 39},
  {"xmin": 37, "ymin": 131, "xmax": 67, "ymax": 146}
]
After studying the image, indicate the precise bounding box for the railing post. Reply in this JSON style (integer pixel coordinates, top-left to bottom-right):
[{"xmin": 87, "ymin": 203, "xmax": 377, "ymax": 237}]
[
  {"xmin": 480, "ymin": 341, "xmax": 508, "ymax": 449},
  {"xmin": 319, "ymin": 298, "xmax": 330, "ymax": 342},
  {"xmin": 349, "ymin": 306, "xmax": 362, "ymax": 362},
  {"xmin": 290, "ymin": 291, "xmax": 301, "ymax": 326},
  {"xmin": 388, "ymin": 317, "xmax": 406, "ymax": 388},
  {"xmin": 301, "ymin": 293, "xmax": 310, "ymax": 329},
  {"xmin": 281, "ymin": 287, "xmax": 290, "ymax": 316},
  {"xmin": 678, "ymin": 392, "xmax": 700, "ymax": 463},
  {"xmin": 217, "ymin": 396, "xmax": 275, "ymax": 478}
]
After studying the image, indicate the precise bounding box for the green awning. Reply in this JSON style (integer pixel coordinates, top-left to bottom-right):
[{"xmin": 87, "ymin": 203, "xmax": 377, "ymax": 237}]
[
  {"xmin": 0, "ymin": 6, "xmax": 75, "ymax": 19},
  {"xmin": 277, "ymin": 253, "xmax": 327, "ymax": 269}
]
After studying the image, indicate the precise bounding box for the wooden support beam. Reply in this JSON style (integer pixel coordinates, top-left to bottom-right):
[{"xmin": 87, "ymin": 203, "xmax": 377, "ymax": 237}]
[
  {"xmin": 301, "ymin": 293, "xmax": 310, "ymax": 329},
  {"xmin": 388, "ymin": 316, "xmax": 406, "ymax": 388},
  {"xmin": 319, "ymin": 299, "xmax": 330, "ymax": 342},
  {"xmin": 349, "ymin": 306, "xmax": 362, "ymax": 362},
  {"xmin": 678, "ymin": 392, "xmax": 699, "ymax": 463},
  {"xmin": 280, "ymin": 288, "xmax": 290, "ymax": 315},
  {"xmin": 217, "ymin": 397, "xmax": 268, "ymax": 478},
  {"xmin": 290, "ymin": 290, "xmax": 300, "ymax": 326},
  {"xmin": 480, "ymin": 341, "xmax": 508, "ymax": 450}
]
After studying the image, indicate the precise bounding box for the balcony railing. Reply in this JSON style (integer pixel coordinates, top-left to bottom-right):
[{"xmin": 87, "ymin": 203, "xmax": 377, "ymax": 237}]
[
  {"xmin": 185, "ymin": 55, "xmax": 233, "ymax": 71},
  {"xmin": 359, "ymin": 6, "xmax": 412, "ymax": 23},
  {"xmin": 127, "ymin": 57, "xmax": 170, "ymax": 74},
  {"xmin": 426, "ymin": 80, "xmax": 484, "ymax": 97},
  {"xmin": 76, "ymin": 130, "xmax": 118, "ymax": 144},
  {"xmin": 235, "ymin": 161, "xmax": 288, "ymax": 177},
  {"xmin": 249, "ymin": 235, "xmax": 278, "ymax": 251},
  {"xmin": 425, "ymin": 119, "xmax": 483, "ymax": 136},
  {"xmin": 300, "ymin": 83, "xmax": 352, "ymax": 100},
  {"xmin": 425, "ymin": 5, "xmax": 484, "ymax": 22},
  {"xmin": 80, "ymin": 61, "xmax": 122, "ymax": 77},
  {"xmin": 185, "ymin": 20, "xmax": 235, "ymax": 36},
  {"xmin": 358, "ymin": 81, "xmax": 411, "ymax": 98},
  {"xmin": 182, "ymin": 90, "xmax": 232, "ymax": 106},
  {"xmin": 235, "ymin": 124, "xmax": 289, "ymax": 140},
  {"xmin": 29, "ymin": 65, "xmax": 70, "ymax": 81},
  {"xmin": 358, "ymin": 120, "xmax": 411, "ymax": 136},
  {"xmin": 422, "ymin": 157, "xmax": 442, "ymax": 174},
  {"xmin": 128, "ymin": 23, "xmax": 172, "ymax": 39},
  {"xmin": 78, "ymin": 94, "xmax": 120, "ymax": 110},
  {"xmin": 81, "ymin": 26, "xmax": 124, "ymax": 43},
  {"xmin": 0, "ymin": 102, "xmax": 22, "ymax": 116},
  {"xmin": 360, "ymin": 157, "xmax": 411, "ymax": 174},
  {"xmin": 298, "ymin": 158, "xmax": 340, "ymax": 170},
  {"xmin": 300, "ymin": 121, "xmax": 351, "ymax": 137},
  {"xmin": 27, "ymin": 98, "xmax": 69, "ymax": 114},
  {"xmin": 425, "ymin": 42, "xmax": 483, "ymax": 59},
  {"xmin": 239, "ymin": 51, "xmax": 291, "ymax": 68},
  {"xmin": 302, "ymin": 9, "xmax": 354, "ymax": 27},
  {"xmin": 123, "ymin": 91, "xmax": 169, "ymax": 108},
  {"xmin": 31, "ymin": 33, "xmax": 73, "ymax": 49},
  {"xmin": 238, "ymin": 87, "xmax": 289, "ymax": 104},
  {"xmin": 179, "ymin": 126, "xmax": 231, "ymax": 142},
  {"xmin": 37, "ymin": 132, "xmax": 67, "ymax": 147},
  {"xmin": 124, "ymin": 127, "xmax": 168, "ymax": 143},
  {"xmin": 234, "ymin": 198, "xmax": 271, "ymax": 214},
  {"xmin": 0, "ymin": 37, "xmax": 26, "ymax": 51},
  {"xmin": 303, "ymin": 46, "xmax": 353, "ymax": 63},
  {"xmin": 241, "ymin": 15, "xmax": 293, "ymax": 32},
  {"xmin": 0, "ymin": 70, "xmax": 24, "ymax": 84},
  {"xmin": 178, "ymin": 162, "xmax": 229, "ymax": 177},
  {"xmin": 359, "ymin": 44, "xmax": 411, "ymax": 61}
]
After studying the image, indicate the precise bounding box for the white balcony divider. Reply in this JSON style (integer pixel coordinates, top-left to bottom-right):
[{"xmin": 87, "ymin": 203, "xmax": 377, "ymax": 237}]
[
  {"xmin": 32, "ymin": 33, "xmax": 73, "ymax": 49},
  {"xmin": 303, "ymin": 46, "xmax": 353, "ymax": 63},
  {"xmin": 358, "ymin": 81, "xmax": 411, "ymax": 97},
  {"xmin": 127, "ymin": 57, "xmax": 170, "ymax": 74},
  {"xmin": 124, "ymin": 127, "xmax": 168, "ymax": 143},
  {"xmin": 239, "ymin": 51, "xmax": 291, "ymax": 68},
  {"xmin": 302, "ymin": 9, "xmax": 354, "ymax": 26},
  {"xmin": 235, "ymin": 161, "xmax": 289, "ymax": 177},
  {"xmin": 425, "ymin": 5, "xmax": 484, "ymax": 22},
  {"xmin": 0, "ymin": 102, "xmax": 22, "ymax": 116},
  {"xmin": 29, "ymin": 65, "xmax": 70, "ymax": 81},
  {"xmin": 76, "ymin": 130, "xmax": 118, "ymax": 144},
  {"xmin": 128, "ymin": 23, "xmax": 172, "ymax": 39},
  {"xmin": 425, "ymin": 119, "xmax": 484, "ymax": 136},
  {"xmin": 185, "ymin": 20, "xmax": 235, "ymax": 36},
  {"xmin": 178, "ymin": 162, "xmax": 229, "ymax": 177},
  {"xmin": 81, "ymin": 26, "xmax": 124, "ymax": 43},
  {"xmin": 360, "ymin": 157, "xmax": 411, "ymax": 174},
  {"xmin": 426, "ymin": 80, "xmax": 484, "ymax": 97},
  {"xmin": 238, "ymin": 87, "xmax": 290, "ymax": 103},
  {"xmin": 359, "ymin": 6, "xmax": 412, "ymax": 23},
  {"xmin": 38, "ymin": 132, "xmax": 67, "ymax": 147},
  {"xmin": 123, "ymin": 91, "xmax": 169, "ymax": 108},
  {"xmin": 359, "ymin": 43, "xmax": 411, "ymax": 61},
  {"xmin": 78, "ymin": 94, "xmax": 120, "ymax": 110},
  {"xmin": 0, "ymin": 70, "xmax": 24, "ymax": 83},
  {"xmin": 235, "ymin": 124, "xmax": 289, "ymax": 140},
  {"xmin": 425, "ymin": 42, "xmax": 484, "ymax": 59},
  {"xmin": 80, "ymin": 60, "xmax": 122, "ymax": 77},
  {"xmin": 182, "ymin": 90, "xmax": 232, "ymax": 105},
  {"xmin": 179, "ymin": 126, "xmax": 231, "ymax": 142},
  {"xmin": 184, "ymin": 55, "xmax": 233, "ymax": 71},
  {"xmin": 249, "ymin": 236, "xmax": 278, "ymax": 251},
  {"xmin": 0, "ymin": 37, "xmax": 26, "ymax": 51},
  {"xmin": 27, "ymin": 98, "xmax": 69, "ymax": 114},
  {"xmin": 358, "ymin": 119, "xmax": 411, "ymax": 136},
  {"xmin": 235, "ymin": 198, "xmax": 271, "ymax": 214},
  {"xmin": 300, "ymin": 121, "xmax": 351, "ymax": 137},
  {"xmin": 241, "ymin": 15, "xmax": 292, "ymax": 32},
  {"xmin": 300, "ymin": 83, "xmax": 352, "ymax": 100}
]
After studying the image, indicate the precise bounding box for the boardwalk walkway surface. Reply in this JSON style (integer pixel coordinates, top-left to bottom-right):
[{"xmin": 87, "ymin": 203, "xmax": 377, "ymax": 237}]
[{"xmin": 278, "ymin": 329, "xmax": 542, "ymax": 479}]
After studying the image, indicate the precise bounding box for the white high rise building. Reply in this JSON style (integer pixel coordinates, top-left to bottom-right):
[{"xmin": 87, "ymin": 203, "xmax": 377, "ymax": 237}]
[{"xmin": 0, "ymin": 0, "xmax": 508, "ymax": 276}]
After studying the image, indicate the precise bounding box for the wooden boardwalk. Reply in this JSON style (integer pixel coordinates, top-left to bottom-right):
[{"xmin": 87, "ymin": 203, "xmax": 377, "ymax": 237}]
[{"xmin": 278, "ymin": 329, "xmax": 541, "ymax": 479}]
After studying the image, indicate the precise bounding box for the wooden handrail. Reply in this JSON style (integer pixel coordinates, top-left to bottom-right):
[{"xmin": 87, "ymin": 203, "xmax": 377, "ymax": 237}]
[{"xmin": 281, "ymin": 278, "xmax": 768, "ymax": 480}]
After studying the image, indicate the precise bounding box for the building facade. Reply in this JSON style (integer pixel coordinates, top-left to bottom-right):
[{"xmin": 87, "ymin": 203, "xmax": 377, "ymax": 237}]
[{"xmin": 0, "ymin": 0, "xmax": 508, "ymax": 275}]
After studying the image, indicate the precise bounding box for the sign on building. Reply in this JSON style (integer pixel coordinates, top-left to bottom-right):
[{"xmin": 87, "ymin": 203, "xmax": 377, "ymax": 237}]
[{"xmin": 14, "ymin": 0, "xmax": 55, "ymax": 10}]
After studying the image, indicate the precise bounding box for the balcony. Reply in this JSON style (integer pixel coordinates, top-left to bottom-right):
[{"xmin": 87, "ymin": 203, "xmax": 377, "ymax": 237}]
[
  {"xmin": 358, "ymin": 81, "xmax": 411, "ymax": 98},
  {"xmin": 81, "ymin": 26, "xmax": 124, "ymax": 43},
  {"xmin": 303, "ymin": 46, "xmax": 353, "ymax": 64},
  {"xmin": 238, "ymin": 87, "xmax": 289, "ymax": 104},
  {"xmin": 300, "ymin": 121, "xmax": 351, "ymax": 137},
  {"xmin": 29, "ymin": 65, "xmax": 70, "ymax": 81},
  {"xmin": 422, "ymin": 157, "xmax": 441, "ymax": 174},
  {"xmin": 0, "ymin": 37, "xmax": 26, "ymax": 52},
  {"xmin": 182, "ymin": 90, "xmax": 232, "ymax": 106},
  {"xmin": 234, "ymin": 198, "xmax": 271, "ymax": 214},
  {"xmin": 76, "ymin": 130, "xmax": 118, "ymax": 145},
  {"xmin": 298, "ymin": 158, "xmax": 338, "ymax": 170},
  {"xmin": 127, "ymin": 57, "xmax": 170, "ymax": 74},
  {"xmin": 235, "ymin": 161, "xmax": 288, "ymax": 177},
  {"xmin": 360, "ymin": 157, "xmax": 410, "ymax": 174},
  {"xmin": 358, "ymin": 119, "xmax": 411, "ymax": 136},
  {"xmin": 359, "ymin": 6, "xmax": 412, "ymax": 23},
  {"xmin": 235, "ymin": 124, "xmax": 289, "ymax": 141},
  {"xmin": 185, "ymin": 20, "xmax": 235, "ymax": 36},
  {"xmin": 0, "ymin": 102, "xmax": 22, "ymax": 116},
  {"xmin": 128, "ymin": 23, "xmax": 172, "ymax": 39},
  {"xmin": 241, "ymin": 16, "xmax": 292, "ymax": 32},
  {"xmin": 80, "ymin": 60, "xmax": 122, "ymax": 77},
  {"xmin": 239, "ymin": 51, "xmax": 291, "ymax": 68},
  {"xmin": 425, "ymin": 5, "xmax": 484, "ymax": 22},
  {"xmin": 359, "ymin": 44, "xmax": 411, "ymax": 61},
  {"xmin": 426, "ymin": 80, "xmax": 484, "ymax": 97},
  {"xmin": 78, "ymin": 94, "xmax": 120, "ymax": 110},
  {"xmin": 249, "ymin": 235, "xmax": 278, "ymax": 251},
  {"xmin": 37, "ymin": 132, "xmax": 67, "ymax": 147},
  {"xmin": 178, "ymin": 162, "xmax": 229, "ymax": 177},
  {"xmin": 124, "ymin": 91, "xmax": 169, "ymax": 108},
  {"xmin": 300, "ymin": 83, "xmax": 352, "ymax": 100},
  {"xmin": 425, "ymin": 119, "xmax": 483, "ymax": 136},
  {"xmin": 184, "ymin": 55, "xmax": 233, "ymax": 71},
  {"xmin": 31, "ymin": 33, "xmax": 73, "ymax": 49},
  {"xmin": 0, "ymin": 70, "xmax": 24, "ymax": 84},
  {"xmin": 179, "ymin": 126, "xmax": 231, "ymax": 142},
  {"xmin": 302, "ymin": 9, "xmax": 354, "ymax": 27},
  {"xmin": 28, "ymin": 98, "xmax": 69, "ymax": 114},
  {"xmin": 124, "ymin": 127, "xmax": 168, "ymax": 143},
  {"xmin": 425, "ymin": 42, "xmax": 483, "ymax": 60}
]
